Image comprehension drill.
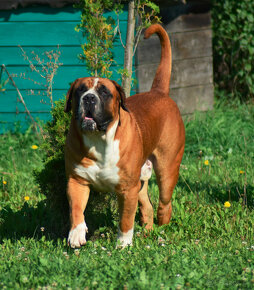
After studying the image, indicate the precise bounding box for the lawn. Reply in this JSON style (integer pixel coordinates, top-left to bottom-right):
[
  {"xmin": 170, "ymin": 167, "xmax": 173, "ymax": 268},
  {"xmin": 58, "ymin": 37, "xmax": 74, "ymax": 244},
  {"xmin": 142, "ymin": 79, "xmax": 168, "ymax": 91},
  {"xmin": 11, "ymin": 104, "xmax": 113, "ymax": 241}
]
[{"xmin": 0, "ymin": 103, "xmax": 254, "ymax": 289}]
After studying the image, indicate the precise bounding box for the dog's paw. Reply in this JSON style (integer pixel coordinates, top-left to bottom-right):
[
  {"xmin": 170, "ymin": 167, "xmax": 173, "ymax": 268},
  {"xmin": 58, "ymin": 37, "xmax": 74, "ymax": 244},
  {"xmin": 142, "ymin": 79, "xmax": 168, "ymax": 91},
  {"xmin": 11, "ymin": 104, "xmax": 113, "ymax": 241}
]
[
  {"xmin": 116, "ymin": 228, "xmax": 134, "ymax": 248},
  {"xmin": 68, "ymin": 222, "xmax": 88, "ymax": 248}
]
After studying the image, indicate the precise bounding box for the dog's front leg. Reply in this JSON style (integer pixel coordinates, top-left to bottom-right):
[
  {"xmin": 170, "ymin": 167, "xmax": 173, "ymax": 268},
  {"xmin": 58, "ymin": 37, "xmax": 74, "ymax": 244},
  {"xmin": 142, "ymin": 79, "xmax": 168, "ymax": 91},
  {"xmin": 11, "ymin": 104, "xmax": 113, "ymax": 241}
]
[
  {"xmin": 67, "ymin": 177, "xmax": 90, "ymax": 248},
  {"xmin": 116, "ymin": 184, "xmax": 140, "ymax": 248}
]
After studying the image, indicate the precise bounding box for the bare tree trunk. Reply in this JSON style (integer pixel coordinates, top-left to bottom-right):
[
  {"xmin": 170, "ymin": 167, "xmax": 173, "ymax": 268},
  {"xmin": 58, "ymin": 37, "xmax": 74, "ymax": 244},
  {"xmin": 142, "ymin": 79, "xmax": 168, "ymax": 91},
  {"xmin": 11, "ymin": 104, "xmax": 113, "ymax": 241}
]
[{"xmin": 122, "ymin": 0, "xmax": 136, "ymax": 98}]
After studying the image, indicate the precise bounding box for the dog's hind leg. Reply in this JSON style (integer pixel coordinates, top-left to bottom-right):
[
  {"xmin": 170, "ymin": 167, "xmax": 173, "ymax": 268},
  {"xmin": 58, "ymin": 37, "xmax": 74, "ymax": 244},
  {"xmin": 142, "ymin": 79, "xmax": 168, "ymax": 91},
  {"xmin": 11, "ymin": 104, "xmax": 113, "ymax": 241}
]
[
  {"xmin": 138, "ymin": 180, "xmax": 154, "ymax": 230},
  {"xmin": 138, "ymin": 160, "xmax": 154, "ymax": 230},
  {"xmin": 153, "ymin": 147, "xmax": 184, "ymax": 226}
]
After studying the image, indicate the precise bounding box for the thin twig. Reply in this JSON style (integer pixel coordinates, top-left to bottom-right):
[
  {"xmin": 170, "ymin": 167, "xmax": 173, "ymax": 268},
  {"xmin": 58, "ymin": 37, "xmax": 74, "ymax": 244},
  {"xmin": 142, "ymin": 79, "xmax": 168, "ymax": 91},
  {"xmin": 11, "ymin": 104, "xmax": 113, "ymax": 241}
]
[
  {"xmin": 116, "ymin": 11, "xmax": 126, "ymax": 49},
  {"xmin": 133, "ymin": 25, "xmax": 144, "ymax": 55},
  {"xmin": 2, "ymin": 64, "xmax": 43, "ymax": 135},
  {"xmin": 180, "ymin": 172, "xmax": 195, "ymax": 196},
  {"xmin": 18, "ymin": 46, "xmax": 46, "ymax": 79},
  {"xmin": 0, "ymin": 171, "xmax": 14, "ymax": 176}
]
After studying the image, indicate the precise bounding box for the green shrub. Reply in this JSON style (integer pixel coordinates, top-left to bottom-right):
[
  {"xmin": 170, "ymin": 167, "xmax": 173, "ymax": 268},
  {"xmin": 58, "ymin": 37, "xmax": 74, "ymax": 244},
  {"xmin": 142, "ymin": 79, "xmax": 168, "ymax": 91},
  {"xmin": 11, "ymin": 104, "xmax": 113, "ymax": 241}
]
[
  {"xmin": 212, "ymin": 0, "xmax": 254, "ymax": 102},
  {"xmin": 35, "ymin": 100, "xmax": 71, "ymax": 236}
]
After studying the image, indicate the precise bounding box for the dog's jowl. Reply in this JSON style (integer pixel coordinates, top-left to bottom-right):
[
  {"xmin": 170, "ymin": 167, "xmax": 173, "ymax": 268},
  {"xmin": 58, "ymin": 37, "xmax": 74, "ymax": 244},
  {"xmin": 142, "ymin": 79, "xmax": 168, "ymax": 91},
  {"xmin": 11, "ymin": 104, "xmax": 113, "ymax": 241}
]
[{"xmin": 64, "ymin": 24, "xmax": 185, "ymax": 248}]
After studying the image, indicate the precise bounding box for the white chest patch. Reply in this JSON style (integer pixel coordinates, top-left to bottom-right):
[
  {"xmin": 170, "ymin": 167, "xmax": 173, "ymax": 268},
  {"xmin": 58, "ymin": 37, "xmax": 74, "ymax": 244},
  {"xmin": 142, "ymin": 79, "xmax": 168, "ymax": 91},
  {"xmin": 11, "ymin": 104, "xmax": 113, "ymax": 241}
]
[{"xmin": 74, "ymin": 121, "xmax": 120, "ymax": 191}]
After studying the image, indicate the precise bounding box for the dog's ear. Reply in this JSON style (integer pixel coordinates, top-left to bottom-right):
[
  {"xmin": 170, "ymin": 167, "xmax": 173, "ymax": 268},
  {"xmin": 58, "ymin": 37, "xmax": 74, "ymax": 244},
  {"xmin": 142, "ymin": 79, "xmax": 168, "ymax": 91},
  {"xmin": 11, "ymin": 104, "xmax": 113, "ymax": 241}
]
[
  {"xmin": 111, "ymin": 80, "xmax": 129, "ymax": 112},
  {"xmin": 64, "ymin": 79, "xmax": 78, "ymax": 113}
]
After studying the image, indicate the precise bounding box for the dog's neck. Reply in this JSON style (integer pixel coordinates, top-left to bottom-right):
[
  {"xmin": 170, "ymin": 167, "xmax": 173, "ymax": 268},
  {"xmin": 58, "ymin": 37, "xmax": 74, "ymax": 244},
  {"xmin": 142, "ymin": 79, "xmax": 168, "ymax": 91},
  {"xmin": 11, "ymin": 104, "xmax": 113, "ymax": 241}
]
[{"xmin": 81, "ymin": 119, "xmax": 119, "ymax": 163}]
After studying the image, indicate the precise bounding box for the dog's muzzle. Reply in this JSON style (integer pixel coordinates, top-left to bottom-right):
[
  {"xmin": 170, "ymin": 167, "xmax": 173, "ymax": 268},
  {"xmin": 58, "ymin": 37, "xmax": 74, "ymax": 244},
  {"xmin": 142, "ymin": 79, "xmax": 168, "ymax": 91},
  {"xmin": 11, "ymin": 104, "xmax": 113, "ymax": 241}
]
[{"xmin": 77, "ymin": 93, "xmax": 99, "ymax": 132}]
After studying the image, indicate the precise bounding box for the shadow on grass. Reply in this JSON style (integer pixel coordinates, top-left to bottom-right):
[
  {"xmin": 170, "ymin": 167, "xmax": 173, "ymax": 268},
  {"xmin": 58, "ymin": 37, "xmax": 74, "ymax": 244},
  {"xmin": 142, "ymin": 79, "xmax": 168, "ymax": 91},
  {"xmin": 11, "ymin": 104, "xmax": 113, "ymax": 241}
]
[
  {"xmin": 0, "ymin": 191, "xmax": 118, "ymax": 243},
  {"xmin": 2, "ymin": 157, "xmax": 252, "ymax": 243},
  {"xmin": 0, "ymin": 156, "xmax": 118, "ymax": 243},
  {"xmin": 176, "ymin": 177, "xmax": 254, "ymax": 207}
]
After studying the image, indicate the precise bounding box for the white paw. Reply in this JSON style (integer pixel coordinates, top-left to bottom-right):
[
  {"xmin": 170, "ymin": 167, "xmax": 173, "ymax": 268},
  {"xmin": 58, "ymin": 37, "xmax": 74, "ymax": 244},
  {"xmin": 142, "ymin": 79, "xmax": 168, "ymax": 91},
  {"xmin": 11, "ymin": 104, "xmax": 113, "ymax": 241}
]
[
  {"xmin": 68, "ymin": 222, "xmax": 88, "ymax": 248},
  {"xmin": 140, "ymin": 160, "xmax": 153, "ymax": 181},
  {"xmin": 116, "ymin": 228, "xmax": 134, "ymax": 248}
]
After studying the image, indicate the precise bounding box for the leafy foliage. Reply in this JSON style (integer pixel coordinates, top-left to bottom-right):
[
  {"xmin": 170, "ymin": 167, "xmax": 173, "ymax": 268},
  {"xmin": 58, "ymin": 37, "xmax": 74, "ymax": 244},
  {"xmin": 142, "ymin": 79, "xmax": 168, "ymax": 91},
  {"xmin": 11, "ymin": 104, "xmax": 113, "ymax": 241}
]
[
  {"xmin": 74, "ymin": 0, "xmax": 121, "ymax": 78},
  {"xmin": 212, "ymin": 0, "xmax": 254, "ymax": 102},
  {"xmin": 34, "ymin": 100, "xmax": 71, "ymax": 236},
  {"xmin": 74, "ymin": 0, "xmax": 160, "ymax": 95}
]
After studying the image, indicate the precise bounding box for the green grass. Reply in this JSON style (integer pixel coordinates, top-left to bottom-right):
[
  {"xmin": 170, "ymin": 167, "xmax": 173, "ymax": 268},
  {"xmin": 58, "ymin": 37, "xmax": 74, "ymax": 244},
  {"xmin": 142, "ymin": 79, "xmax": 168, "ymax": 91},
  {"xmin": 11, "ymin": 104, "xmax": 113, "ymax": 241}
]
[{"xmin": 0, "ymin": 104, "xmax": 254, "ymax": 289}]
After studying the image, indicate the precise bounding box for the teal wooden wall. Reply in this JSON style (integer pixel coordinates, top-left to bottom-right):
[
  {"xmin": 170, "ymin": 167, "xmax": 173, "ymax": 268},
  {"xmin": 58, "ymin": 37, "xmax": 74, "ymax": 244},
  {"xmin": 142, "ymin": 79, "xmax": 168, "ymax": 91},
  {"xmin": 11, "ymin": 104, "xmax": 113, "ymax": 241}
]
[{"xmin": 0, "ymin": 6, "xmax": 131, "ymax": 133}]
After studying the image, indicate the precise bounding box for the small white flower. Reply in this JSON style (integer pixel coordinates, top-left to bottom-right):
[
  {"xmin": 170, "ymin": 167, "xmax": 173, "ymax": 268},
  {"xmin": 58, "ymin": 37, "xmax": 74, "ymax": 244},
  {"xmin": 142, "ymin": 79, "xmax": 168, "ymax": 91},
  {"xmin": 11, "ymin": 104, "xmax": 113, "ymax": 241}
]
[
  {"xmin": 146, "ymin": 245, "xmax": 151, "ymax": 249},
  {"xmin": 101, "ymin": 246, "xmax": 106, "ymax": 251},
  {"xmin": 158, "ymin": 236, "xmax": 165, "ymax": 244},
  {"xmin": 204, "ymin": 155, "xmax": 214, "ymax": 161},
  {"xmin": 74, "ymin": 249, "xmax": 80, "ymax": 256},
  {"xmin": 21, "ymin": 276, "xmax": 28, "ymax": 283},
  {"xmin": 227, "ymin": 148, "xmax": 233, "ymax": 154}
]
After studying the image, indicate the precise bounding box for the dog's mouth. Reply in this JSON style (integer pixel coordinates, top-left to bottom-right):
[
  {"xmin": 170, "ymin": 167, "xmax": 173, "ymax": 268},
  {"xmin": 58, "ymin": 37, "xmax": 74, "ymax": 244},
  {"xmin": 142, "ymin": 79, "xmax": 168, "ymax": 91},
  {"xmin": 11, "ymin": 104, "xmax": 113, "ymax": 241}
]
[
  {"xmin": 79, "ymin": 110, "xmax": 97, "ymax": 131},
  {"xmin": 84, "ymin": 110, "xmax": 94, "ymax": 121},
  {"xmin": 77, "ymin": 107, "xmax": 112, "ymax": 132}
]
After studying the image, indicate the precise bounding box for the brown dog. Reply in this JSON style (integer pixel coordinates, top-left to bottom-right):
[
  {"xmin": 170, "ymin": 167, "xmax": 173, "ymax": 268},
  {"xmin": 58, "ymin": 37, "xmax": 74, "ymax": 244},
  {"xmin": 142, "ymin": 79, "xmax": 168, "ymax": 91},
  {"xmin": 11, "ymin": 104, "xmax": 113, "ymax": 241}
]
[{"xmin": 64, "ymin": 24, "xmax": 185, "ymax": 248}]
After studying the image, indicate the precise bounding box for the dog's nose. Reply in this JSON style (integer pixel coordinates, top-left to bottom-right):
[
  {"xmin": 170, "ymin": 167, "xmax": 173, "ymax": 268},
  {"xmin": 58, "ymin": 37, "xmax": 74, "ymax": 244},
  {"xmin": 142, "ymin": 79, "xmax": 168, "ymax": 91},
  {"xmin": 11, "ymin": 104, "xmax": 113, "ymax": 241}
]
[{"xmin": 83, "ymin": 93, "xmax": 97, "ymax": 105}]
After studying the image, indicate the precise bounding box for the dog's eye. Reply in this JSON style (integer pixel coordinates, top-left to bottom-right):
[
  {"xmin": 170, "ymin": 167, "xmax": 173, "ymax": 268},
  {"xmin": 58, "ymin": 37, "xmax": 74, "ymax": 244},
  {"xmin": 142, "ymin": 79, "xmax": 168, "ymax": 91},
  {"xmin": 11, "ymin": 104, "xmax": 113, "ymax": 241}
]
[
  {"xmin": 98, "ymin": 85, "xmax": 112, "ymax": 99},
  {"xmin": 77, "ymin": 84, "xmax": 88, "ymax": 93}
]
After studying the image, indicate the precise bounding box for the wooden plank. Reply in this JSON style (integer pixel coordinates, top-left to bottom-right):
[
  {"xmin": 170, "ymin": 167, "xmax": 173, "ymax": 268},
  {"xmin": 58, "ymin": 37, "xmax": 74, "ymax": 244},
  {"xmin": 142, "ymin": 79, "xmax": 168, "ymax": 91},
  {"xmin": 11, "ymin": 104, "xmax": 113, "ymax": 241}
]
[
  {"xmin": 0, "ymin": 6, "xmax": 81, "ymax": 22},
  {"xmin": 137, "ymin": 56, "xmax": 213, "ymax": 92},
  {"xmin": 0, "ymin": 21, "xmax": 128, "ymax": 46},
  {"xmin": 137, "ymin": 29, "xmax": 212, "ymax": 63},
  {"xmin": 165, "ymin": 13, "xmax": 211, "ymax": 33},
  {"xmin": 0, "ymin": 6, "xmax": 128, "ymax": 22},
  {"xmin": 0, "ymin": 89, "xmax": 66, "ymax": 112},
  {"xmin": 0, "ymin": 112, "xmax": 51, "ymax": 123},
  {"xmin": 3, "ymin": 64, "xmax": 132, "ymax": 90},
  {"xmin": 171, "ymin": 57, "xmax": 213, "ymax": 89},
  {"xmin": 0, "ymin": 45, "xmax": 125, "ymax": 66},
  {"xmin": 170, "ymin": 84, "xmax": 214, "ymax": 115}
]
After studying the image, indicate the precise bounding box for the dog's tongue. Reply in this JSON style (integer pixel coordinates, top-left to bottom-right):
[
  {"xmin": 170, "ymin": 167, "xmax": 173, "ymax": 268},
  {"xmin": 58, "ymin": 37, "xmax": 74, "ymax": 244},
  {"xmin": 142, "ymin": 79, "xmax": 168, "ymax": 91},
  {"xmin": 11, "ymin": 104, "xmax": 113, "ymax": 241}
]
[{"xmin": 84, "ymin": 116, "xmax": 93, "ymax": 120}]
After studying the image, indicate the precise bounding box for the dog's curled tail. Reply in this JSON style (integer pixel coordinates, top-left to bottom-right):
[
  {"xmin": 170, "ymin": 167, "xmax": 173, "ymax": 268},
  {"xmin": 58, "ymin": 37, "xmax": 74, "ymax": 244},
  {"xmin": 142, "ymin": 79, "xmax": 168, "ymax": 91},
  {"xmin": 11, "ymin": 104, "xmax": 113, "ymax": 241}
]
[{"xmin": 144, "ymin": 24, "xmax": 171, "ymax": 95}]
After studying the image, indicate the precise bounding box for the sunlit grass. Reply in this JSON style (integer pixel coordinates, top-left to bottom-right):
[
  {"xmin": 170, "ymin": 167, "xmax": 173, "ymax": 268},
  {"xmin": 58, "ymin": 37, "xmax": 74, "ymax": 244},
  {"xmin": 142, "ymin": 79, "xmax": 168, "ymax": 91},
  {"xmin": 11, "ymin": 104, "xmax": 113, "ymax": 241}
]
[{"xmin": 0, "ymin": 103, "xmax": 253, "ymax": 288}]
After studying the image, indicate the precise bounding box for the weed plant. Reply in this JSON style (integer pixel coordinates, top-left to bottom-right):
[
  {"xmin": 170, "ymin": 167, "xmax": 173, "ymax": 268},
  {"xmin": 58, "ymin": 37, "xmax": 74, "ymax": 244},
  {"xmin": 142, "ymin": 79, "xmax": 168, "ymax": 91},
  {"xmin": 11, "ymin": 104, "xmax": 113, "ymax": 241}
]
[
  {"xmin": 212, "ymin": 0, "xmax": 254, "ymax": 102},
  {"xmin": 0, "ymin": 103, "xmax": 253, "ymax": 288}
]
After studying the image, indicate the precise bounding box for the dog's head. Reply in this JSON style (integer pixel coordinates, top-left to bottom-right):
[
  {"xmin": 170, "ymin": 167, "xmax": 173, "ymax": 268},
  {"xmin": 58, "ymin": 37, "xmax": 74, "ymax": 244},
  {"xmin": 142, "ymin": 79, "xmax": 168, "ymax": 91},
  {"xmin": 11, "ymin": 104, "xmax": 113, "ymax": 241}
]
[{"xmin": 64, "ymin": 77, "xmax": 128, "ymax": 132}]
